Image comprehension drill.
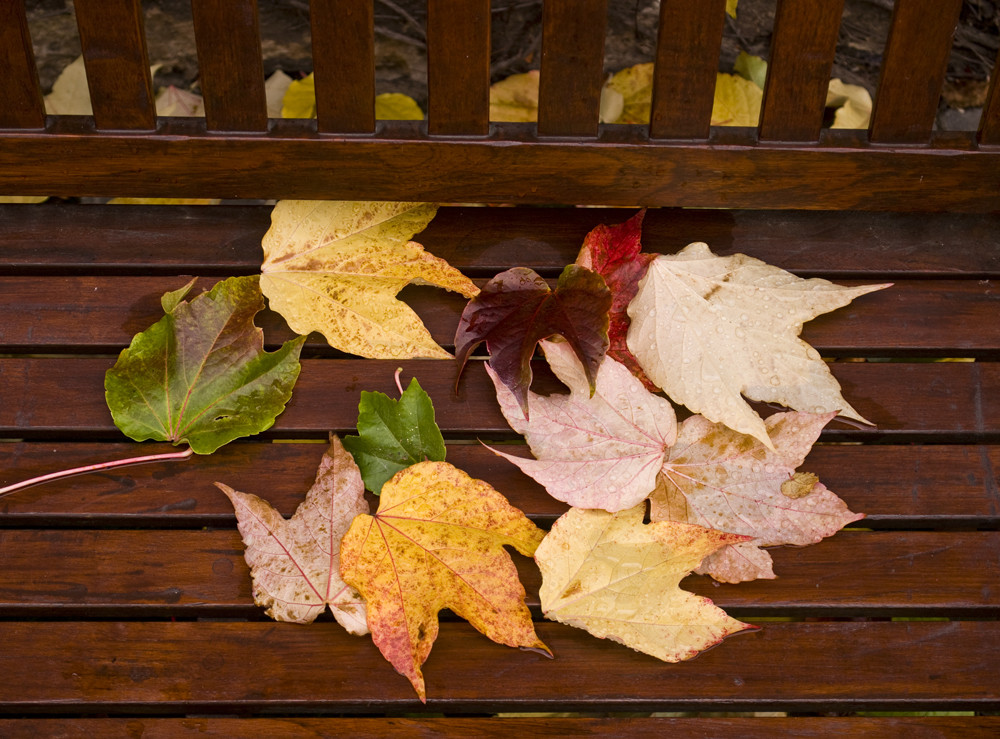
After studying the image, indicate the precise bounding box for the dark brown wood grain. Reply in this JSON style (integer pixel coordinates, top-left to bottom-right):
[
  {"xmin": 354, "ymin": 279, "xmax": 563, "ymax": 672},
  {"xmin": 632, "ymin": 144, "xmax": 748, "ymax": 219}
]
[
  {"xmin": 0, "ymin": 529, "xmax": 994, "ymax": 617},
  {"xmin": 2, "ymin": 124, "xmax": 999, "ymax": 210},
  {"xmin": 2, "ymin": 205, "xmax": 999, "ymax": 278},
  {"xmin": 649, "ymin": 0, "xmax": 727, "ymax": 139},
  {"xmin": 869, "ymin": 0, "xmax": 964, "ymax": 144},
  {"xmin": 0, "ymin": 358, "xmax": 997, "ymax": 441},
  {"xmin": 73, "ymin": 0, "xmax": 156, "ymax": 130},
  {"xmin": 311, "ymin": 0, "xmax": 374, "ymax": 133},
  {"xmin": 980, "ymin": 47, "xmax": 1000, "ymax": 146},
  {"xmin": 0, "ymin": 1, "xmax": 45, "ymax": 129},
  {"xmin": 427, "ymin": 0, "xmax": 490, "ymax": 135},
  {"xmin": 759, "ymin": 0, "xmax": 845, "ymax": 142},
  {"xmin": 0, "ymin": 277, "xmax": 995, "ymax": 357},
  {"xmin": 189, "ymin": 0, "xmax": 267, "ymax": 132},
  {"xmin": 537, "ymin": 0, "xmax": 608, "ymax": 137},
  {"xmin": 0, "ymin": 621, "xmax": 995, "ymax": 712},
  {"xmin": 0, "ymin": 443, "xmax": 996, "ymax": 527}
]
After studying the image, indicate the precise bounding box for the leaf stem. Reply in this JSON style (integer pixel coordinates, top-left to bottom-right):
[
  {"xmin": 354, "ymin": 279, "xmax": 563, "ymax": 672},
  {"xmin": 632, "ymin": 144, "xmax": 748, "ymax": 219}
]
[
  {"xmin": 0, "ymin": 446, "xmax": 194, "ymax": 500},
  {"xmin": 394, "ymin": 367, "xmax": 405, "ymax": 396}
]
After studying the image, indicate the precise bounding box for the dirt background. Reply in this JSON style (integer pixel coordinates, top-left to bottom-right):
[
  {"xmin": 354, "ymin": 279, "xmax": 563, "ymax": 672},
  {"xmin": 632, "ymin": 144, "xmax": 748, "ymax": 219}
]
[{"xmin": 24, "ymin": 0, "xmax": 1000, "ymax": 128}]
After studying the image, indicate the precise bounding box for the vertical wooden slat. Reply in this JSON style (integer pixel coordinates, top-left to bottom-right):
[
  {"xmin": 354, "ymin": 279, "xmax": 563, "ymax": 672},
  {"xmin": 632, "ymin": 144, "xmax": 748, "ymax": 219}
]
[
  {"xmin": 311, "ymin": 0, "xmax": 375, "ymax": 133},
  {"xmin": 869, "ymin": 0, "xmax": 963, "ymax": 144},
  {"xmin": 190, "ymin": 0, "xmax": 267, "ymax": 132},
  {"xmin": 649, "ymin": 0, "xmax": 726, "ymax": 139},
  {"xmin": 427, "ymin": 0, "xmax": 490, "ymax": 135},
  {"xmin": 759, "ymin": 0, "xmax": 845, "ymax": 142},
  {"xmin": 538, "ymin": 0, "xmax": 608, "ymax": 137},
  {"xmin": 978, "ymin": 48, "xmax": 1000, "ymax": 146},
  {"xmin": 74, "ymin": 0, "xmax": 155, "ymax": 130},
  {"xmin": 0, "ymin": 0, "xmax": 45, "ymax": 129}
]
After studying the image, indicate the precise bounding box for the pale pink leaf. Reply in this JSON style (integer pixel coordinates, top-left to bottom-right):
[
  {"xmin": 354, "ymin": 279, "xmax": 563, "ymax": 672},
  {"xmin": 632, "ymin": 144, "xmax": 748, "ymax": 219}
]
[{"xmin": 487, "ymin": 339, "xmax": 677, "ymax": 511}]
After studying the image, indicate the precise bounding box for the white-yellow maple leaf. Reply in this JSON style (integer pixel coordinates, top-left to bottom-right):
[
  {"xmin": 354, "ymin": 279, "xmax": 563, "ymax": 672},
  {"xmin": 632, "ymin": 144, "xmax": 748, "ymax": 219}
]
[
  {"xmin": 536, "ymin": 504, "xmax": 754, "ymax": 662},
  {"xmin": 216, "ymin": 435, "xmax": 369, "ymax": 634},
  {"xmin": 626, "ymin": 243, "xmax": 889, "ymax": 448},
  {"xmin": 261, "ymin": 200, "xmax": 478, "ymax": 359},
  {"xmin": 826, "ymin": 78, "xmax": 872, "ymax": 130},
  {"xmin": 654, "ymin": 411, "xmax": 863, "ymax": 583}
]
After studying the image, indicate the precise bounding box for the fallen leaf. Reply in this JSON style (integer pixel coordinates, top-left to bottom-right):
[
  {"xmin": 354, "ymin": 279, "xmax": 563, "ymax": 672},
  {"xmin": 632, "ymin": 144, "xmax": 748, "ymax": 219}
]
[
  {"xmin": 105, "ymin": 275, "xmax": 305, "ymax": 454},
  {"xmin": 604, "ymin": 63, "xmax": 762, "ymax": 126},
  {"xmin": 216, "ymin": 435, "xmax": 369, "ymax": 633},
  {"xmin": 261, "ymin": 200, "xmax": 478, "ymax": 359},
  {"xmin": 487, "ymin": 339, "xmax": 676, "ymax": 511},
  {"xmin": 575, "ymin": 209, "xmax": 656, "ymax": 389},
  {"xmin": 265, "ymin": 70, "xmax": 293, "ymax": 118},
  {"xmin": 654, "ymin": 411, "xmax": 864, "ymax": 582},
  {"xmin": 282, "ymin": 73, "xmax": 423, "ymax": 120},
  {"xmin": 107, "ymin": 198, "xmax": 221, "ymax": 205},
  {"xmin": 342, "ymin": 374, "xmax": 446, "ymax": 494},
  {"xmin": 626, "ymin": 243, "xmax": 890, "ymax": 448},
  {"xmin": 155, "ymin": 85, "xmax": 204, "ymax": 117},
  {"xmin": 826, "ymin": 78, "xmax": 872, "ymax": 130},
  {"xmin": 0, "ymin": 196, "xmax": 47, "ymax": 204},
  {"xmin": 43, "ymin": 55, "xmax": 92, "ymax": 115},
  {"xmin": 536, "ymin": 504, "xmax": 754, "ymax": 662},
  {"xmin": 734, "ymin": 52, "xmax": 768, "ymax": 91},
  {"xmin": 340, "ymin": 461, "xmax": 548, "ymax": 701},
  {"xmin": 726, "ymin": 0, "xmax": 739, "ymax": 18},
  {"xmin": 489, "ymin": 71, "xmax": 539, "ymax": 122},
  {"xmin": 454, "ymin": 265, "xmax": 611, "ymax": 414}
]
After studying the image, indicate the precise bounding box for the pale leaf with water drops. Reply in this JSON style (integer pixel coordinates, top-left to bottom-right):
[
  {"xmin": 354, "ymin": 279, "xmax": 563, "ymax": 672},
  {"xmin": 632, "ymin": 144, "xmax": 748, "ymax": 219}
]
[
  {"xmin": 626, "ymin": 243, "xmax": 890, "ymax": 448},
  {"xmin": 653, "ymin": 411, "xmax": 864, "ymax": 583}
]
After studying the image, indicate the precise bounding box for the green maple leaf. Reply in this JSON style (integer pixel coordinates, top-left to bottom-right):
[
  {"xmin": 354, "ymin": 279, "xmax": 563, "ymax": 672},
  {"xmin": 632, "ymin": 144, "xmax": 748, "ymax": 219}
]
[
  {"xmin": 342, "ymin": 375, "xmax": 446, "ymax": 494},
  {"xmin": 105, "ymin": 275, "xmax": 305, "ymax": 454}
]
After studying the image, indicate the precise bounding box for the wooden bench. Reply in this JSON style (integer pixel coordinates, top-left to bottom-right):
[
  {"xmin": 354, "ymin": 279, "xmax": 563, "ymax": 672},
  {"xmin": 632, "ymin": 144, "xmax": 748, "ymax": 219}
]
[{"xmin": 1, "ymin": 0, "xmax": 999, "ymax": 735}]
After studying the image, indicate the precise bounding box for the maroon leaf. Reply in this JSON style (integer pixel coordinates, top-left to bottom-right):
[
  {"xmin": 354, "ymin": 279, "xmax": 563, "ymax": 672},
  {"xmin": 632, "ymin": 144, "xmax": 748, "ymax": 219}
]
[
  {"xmin": 454, "ymin": 265, "xmax": 611, "ymax": 413},
  {"xmin": 576, "ymin": 209, "xmax": 657, "ymax": 389}
]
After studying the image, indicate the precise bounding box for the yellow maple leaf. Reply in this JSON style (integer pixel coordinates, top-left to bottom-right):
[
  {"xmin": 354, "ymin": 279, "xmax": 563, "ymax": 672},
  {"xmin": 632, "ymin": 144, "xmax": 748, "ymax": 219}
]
[
  {"xmin": 489, "ymin": 71, "xmax": 540, "ymax": 122},
  {"xmin": 282, "ymin": 74, "xmax": 423, "ymax": 120},
  {"xmin": 340, "ymin": 461, "xmax": 548, "ymax": 701},
  {"xmin": 726, "ymin": 0, "xmax": 739, "ymax": 18},
  {"xmin": 536, "ymin": 505, "xmax": 754, "ymax": 662},
  {"xmin": 261, "ymin": 200, "xmax": 478, "ymax": 359},
  {"xmin": 605, "ymin": 63, "xmax": 762, "ymax": 127},
  {"xmin": 826, "ymin": 78, "xmax": 872, "ymax": 129}
]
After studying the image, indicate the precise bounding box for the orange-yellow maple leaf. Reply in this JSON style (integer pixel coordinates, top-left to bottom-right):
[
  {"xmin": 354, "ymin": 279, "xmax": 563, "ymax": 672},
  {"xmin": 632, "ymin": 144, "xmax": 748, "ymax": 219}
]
[{"xmin": 339, "ymin": 461, "xmax": 548, "ymax": 701}]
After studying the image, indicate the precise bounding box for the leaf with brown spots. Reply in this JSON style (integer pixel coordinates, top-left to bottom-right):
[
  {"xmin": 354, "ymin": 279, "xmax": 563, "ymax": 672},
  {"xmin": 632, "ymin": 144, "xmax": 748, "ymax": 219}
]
[
  {"xmin": 261, "ymin": 200, "xmax": 479, "ymax": 359},
  {"xmin": 536, "ymin": 504, "xmax": 754, "ymax": 661},
  {"xmin": 627, "ymin": 243, "xmax": 890, "ymax": 448},
  {"xmin": 653, "ymin": 411, "xmax": 864, "ymax": 583},
  {"xmin": 216, "ymin": 435, "xmax": 369, "ymax": 633},
  {"xmin": 339, "ymin": 461, "xmax": 548, "ymax": 701}
]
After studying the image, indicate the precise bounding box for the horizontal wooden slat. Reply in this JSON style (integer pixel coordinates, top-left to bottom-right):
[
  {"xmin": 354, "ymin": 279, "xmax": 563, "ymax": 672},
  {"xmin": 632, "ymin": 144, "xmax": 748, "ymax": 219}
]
[
  {"xmin": 0, "ymin": 0, "xmax": 45, "ymax": 129},
  {"xmin": 0, "ymin": 529, "xmax": 993, "ymax": 617},
  {"xmin": 869, "ymin": 0, "xmax": 963, "ymax": 144},
  {"xmin": 0, "ymin": 359, "xmax": 997, "ymax": 441},
  {"xmin": 759, "ymin": 0, "xmax": 844, "ymax": 142},
  {"xmin": 2, "ymin": 124, "xmax": 998, "ymax": 211},
  {"xmin": 0, "ymin": 621, "xmax": 996, "ymax": 712},
  {"xmin": 0, "ymin": 444, "xmax": 996, "ymax": 528},
  {"xmin": 2, "ymin": 206, "xmax": 999, "ymax": 279},
  {"xmin": 0, "ymin": 277, "xmax": 995, "ymax": 356},
  {"xmin": 650, "ymin": 0, "xmax": 726, "ymax": 139},
  {"xmin": 74, "ymin": 0, "xmax": 156, "ymax": 130}
]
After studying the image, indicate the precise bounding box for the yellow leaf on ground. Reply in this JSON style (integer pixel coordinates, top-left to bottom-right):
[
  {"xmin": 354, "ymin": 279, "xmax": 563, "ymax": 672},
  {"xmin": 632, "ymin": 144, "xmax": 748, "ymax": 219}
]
[
  {"xmin": 605, "ymin": 63, "xmax": 654, "ymax": 124},
  {"xmin": 536, "ymin": 505, "xmax": 754, "ymax": 662},
  {"xmin": 0, "ymin": 196, "xmax": 47, "ymax": 204},
  {"xmin": 626, "ymin": 243, "xmax": 890, "ymax": 448},
  {"xmin": 44, "ymin": 55, "xmax": 92, "ymax": 115},
  {"xmin": 711, "ymin": 73, "xmax": 762, "ymax": 126},
  {"xmin": 216, "ymin": 435, "xmax": 370, "ymax": 633},
  {"xmin": 727, "ymin": 0, "xmax": 739, "ymax": 18},
  {"xmin": 489, "ymin": 70, "xmax": 540, "ymax": 122},
  {"xmin": 108, "ymin": 198, "xmax": 220, "ymax": 205},
  {"xmin": 827, "ymin": 78, "xmax": 872, "ymax": 129},
  {"xmin": 261, "ymin": 200, "xmax": 478, "ymax": 359},
  {"xmin": 340, "ymin": 461, "xmax": 548, "ymax": 701},
  {"xmin": 265, "ymin": 70, "xmax": 293, "ymax": 118},
  {"xmin": 155, "ymin": 85, "xmax": 204, "ymax": 117},
  {"xmin": 282, "ymin": 74, "xmax": 424, "ymax": 120}
]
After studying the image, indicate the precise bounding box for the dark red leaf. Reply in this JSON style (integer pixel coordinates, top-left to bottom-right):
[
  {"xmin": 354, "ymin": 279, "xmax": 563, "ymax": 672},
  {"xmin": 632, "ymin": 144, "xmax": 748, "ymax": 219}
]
[
  {"xmin": 576, "ymin": 209, "xmax": 657, "ymax": 390},
  {"xmin": 454, "ymin": 265, "xmax": 611, "ymax": 413}
]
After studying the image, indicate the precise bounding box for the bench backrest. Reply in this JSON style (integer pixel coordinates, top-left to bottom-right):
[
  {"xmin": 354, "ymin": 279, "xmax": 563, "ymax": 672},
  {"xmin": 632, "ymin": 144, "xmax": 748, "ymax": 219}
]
[{"xmin": 2, "ymin": 0, "xmax": 999, "ymax": 210}]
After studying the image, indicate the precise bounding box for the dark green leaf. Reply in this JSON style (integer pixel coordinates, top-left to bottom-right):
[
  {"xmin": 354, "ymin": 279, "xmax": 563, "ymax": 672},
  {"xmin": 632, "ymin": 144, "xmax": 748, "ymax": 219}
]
[
  {"xmin": 342, "ymin": 376, "xmax": 446, "ymax": 494},
  {"xmin": 105, "ymin": 275, "xmax": 305, "ymax": 454}
]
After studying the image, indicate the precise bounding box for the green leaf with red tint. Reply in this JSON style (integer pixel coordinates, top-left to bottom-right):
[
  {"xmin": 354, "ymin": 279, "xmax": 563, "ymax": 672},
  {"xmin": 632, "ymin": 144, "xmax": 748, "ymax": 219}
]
[
  {"xmin": 576, "ymin": 209, "xmax": 657, "ymax": 390},
  {"xmin": 454, "ymin": 265, "xmax": 611, "ymax": 414}
]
